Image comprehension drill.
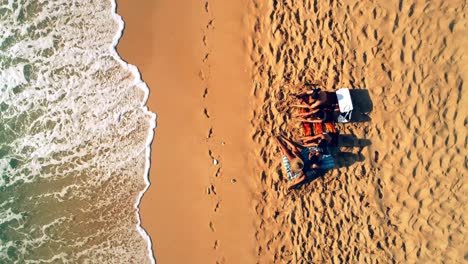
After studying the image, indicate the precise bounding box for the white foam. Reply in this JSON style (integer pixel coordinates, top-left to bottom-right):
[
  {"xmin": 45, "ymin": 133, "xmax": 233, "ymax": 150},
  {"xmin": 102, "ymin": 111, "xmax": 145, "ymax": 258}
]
[
  {"xmin": 110, "ymin": 1, "xmax": 157, "ymax": 263},
  {"xmin": 0, "ymin": 208, "xmax": 23, "ymax": 225},
  {"xmin": 0, "ymin": 0, "xmax": 157, "ymax": 261},
  {"xmin": 0, "ymin": 64, "xmax": 27, "ymax": 89}
]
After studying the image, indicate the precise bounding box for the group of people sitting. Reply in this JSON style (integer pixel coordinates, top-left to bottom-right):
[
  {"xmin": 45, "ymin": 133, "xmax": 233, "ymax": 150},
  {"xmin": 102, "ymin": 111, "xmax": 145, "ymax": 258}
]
[{"xmin": 276, "ymin": 86, "xmax": 344, "ymax": 190}]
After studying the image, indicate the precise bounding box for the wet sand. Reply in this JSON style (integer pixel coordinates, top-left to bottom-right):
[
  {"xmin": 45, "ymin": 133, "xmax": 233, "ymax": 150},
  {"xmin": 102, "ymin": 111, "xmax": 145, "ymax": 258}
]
[
  {"xmin": 118, "ymin": 0, "xmax": 467, "ymax": 263},
  {"xmin": 117, "ymin": 1, "xmax": 256, "ymax": 263}
]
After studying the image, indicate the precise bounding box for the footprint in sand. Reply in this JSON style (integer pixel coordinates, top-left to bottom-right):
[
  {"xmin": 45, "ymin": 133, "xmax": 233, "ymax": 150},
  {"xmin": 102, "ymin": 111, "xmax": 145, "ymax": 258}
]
[
  {"xmin": 203, "ymin": 108, "xmax": 210, "ymax": 118},
  {"xmin": 214, "ymin": 200, "xmax": 220, "ymax": 212},
  {"xmin": 208, "ymin": 149, "xmax": 214, "ymax": 159},
  {"xmin": 203, "ymin": 53, "xmax": 210, "ymax": 62},
  {"xmin": 208, "ymin": 149, "xmax": 219, "ymax": 165},
  {"xmin": 207, "ymin": 127, "xmax": 213, "ymax": 139},
  {"xmin": 206, "ymin": 184, "xmax": 216, "ymax": 195},
  {"xmin": 206, "ymin": 19, "xmax": 214, "ymax": 30},
  {"xmin": 198, "ymin": 70, "xmax": 205, "ymax": 80},
  {"xmin": 209, "ymin": 221, "xmax": 215, "ymax": 232},
  {"xmin": 374, "ymin": 150, "xmax": 379, "ymax": 162},
  {"xmin": 214, "ymin": 167, "xmax": 221, "ymax": 177},
  {"xmin": 206, "ymin": 184, "xmax": 217, "ymax": 195},
  {"xmin": 215, "ymin": 257, "xmax": 226, "ymax": 264}
]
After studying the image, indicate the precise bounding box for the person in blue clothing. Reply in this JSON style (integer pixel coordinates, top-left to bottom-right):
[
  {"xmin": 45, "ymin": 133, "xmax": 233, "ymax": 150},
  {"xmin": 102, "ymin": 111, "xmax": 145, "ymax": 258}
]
[{"xmin": 275, "ymin": 135, "xmax": 322, "ymax": 190}]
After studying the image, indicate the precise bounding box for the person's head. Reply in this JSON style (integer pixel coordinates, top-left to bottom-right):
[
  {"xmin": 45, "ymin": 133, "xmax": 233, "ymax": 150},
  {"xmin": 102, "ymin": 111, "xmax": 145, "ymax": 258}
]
[
  {"xmin": 311, "ymin": 88, "xmax": 321, "ymax": 100},
  {"xmin": 290, "ymin": 158, "xmax": 304, "ymax": 172},
  {"xmin": 309, "ymin": 154, "xmax": 320, "ymax": 165},
  {"xmin": 318, "ymin": 139, "xmax": 328, "ymax": 150},
  {"xmin": 316, "ymin": 110, "xmax": 327, "ymax": 120}
]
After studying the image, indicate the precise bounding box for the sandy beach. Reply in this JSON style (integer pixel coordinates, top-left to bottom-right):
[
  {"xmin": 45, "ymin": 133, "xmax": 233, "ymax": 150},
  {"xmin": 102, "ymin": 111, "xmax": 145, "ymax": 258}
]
[
  {"xmin": 118, "ymin": 0, "xmax": 467, "ymax": 263},
  {"xmin": 117, "ymin": 0, "xmax": 256, "ymax": 263}
]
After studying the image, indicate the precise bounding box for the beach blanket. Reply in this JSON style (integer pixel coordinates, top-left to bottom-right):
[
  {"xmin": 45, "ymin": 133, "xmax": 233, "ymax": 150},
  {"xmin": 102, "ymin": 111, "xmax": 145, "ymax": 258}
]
[
  {"xmin": 320, "ymin": 154, "xmax": 336, "ymax": 170},
  {"xmin": 300, "ymin": 108, "xmax": 336, "ymax": 137},
  {"xmin": 282, "ymin": 148, "xmax": 310, "ymax": 181},
  {"xmin": 312, "ymin": 122, "xmax": 337, "ymax": 135}
]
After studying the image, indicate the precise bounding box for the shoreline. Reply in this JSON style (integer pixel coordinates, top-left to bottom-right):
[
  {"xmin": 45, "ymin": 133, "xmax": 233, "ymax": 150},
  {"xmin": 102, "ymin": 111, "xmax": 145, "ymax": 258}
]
[
  {"xmin": 111, "ymin": 1, "xmax": 156, "ymax": 263},
  {"xmin": 116, "ymin": 0, "xmax": 256, "ymax": 263}
]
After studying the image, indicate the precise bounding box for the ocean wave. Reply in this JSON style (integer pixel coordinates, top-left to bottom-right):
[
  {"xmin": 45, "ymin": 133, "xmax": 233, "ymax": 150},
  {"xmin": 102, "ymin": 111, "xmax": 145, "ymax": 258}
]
[{"xmin": 0, "ymin": 0, "xmax": 155, "ymax": 262}]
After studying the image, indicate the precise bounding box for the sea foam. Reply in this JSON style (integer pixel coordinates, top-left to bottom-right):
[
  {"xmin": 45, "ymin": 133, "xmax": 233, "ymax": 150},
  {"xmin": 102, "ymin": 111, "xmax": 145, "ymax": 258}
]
[
  {"xmin": 0, "ymin": 0, "xmax": 156, "ymax": 262},
  {"xmin": 110, "ymin": 1, "xmax": 156, "ymax": 263}
]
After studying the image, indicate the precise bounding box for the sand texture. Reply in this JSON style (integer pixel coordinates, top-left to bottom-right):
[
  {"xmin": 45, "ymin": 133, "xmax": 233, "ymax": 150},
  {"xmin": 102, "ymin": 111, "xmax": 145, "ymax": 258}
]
[
  {"xmin": 247, "ymin": 0, "xmax": 467, "ymax": 263},
  {"xmin": 117, "ymin": 1, "xmax": 256, "ymax": 263}
]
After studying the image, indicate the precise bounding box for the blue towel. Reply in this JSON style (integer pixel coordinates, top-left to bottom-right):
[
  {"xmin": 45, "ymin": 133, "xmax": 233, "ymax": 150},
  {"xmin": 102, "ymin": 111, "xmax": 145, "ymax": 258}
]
[{"xmin": 320, "ymin": 154, "xmax": 335, "ymax": 170}]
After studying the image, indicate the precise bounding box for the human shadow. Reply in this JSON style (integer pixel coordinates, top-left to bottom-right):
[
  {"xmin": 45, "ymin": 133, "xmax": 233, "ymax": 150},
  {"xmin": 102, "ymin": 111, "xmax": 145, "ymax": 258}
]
[
  {"xmin": 338, "ymin": 134, "xmax": 372, "ymax": 148},
  {"xmin": 333, "ymin": 151, "xmax": 365, "ymax": 168},
  {"xmin": 332, "ymin": 134, "xmax": 371, "ymax": 168},
  {"xmin": 339, "ymin": 89, "xmax": 373, "ymax": 123},
  {"xmin": 350, "ymin": 89, "xmax": 373, "ymax": 113}
]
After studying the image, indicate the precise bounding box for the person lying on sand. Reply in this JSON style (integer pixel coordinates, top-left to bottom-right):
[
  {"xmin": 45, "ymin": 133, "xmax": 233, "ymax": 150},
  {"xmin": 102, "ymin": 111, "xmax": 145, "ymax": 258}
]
[
  {"xmin": 300, "ymin": 132, "xmax": 338, "ymax": 147},
  {"xmin": 294, "ymin": 109, "xmax": 333, "ymax": 123},
  {"xmin": 291, "ymin": 88, "xmax": 338, "ymax": 111},
  {"xmin": 290, "ymin": 88, "xmax": 338, "ymax": 123},
  {"xmin": 275, "ymin": 135, "xmax": 322, "ymax": 190}
]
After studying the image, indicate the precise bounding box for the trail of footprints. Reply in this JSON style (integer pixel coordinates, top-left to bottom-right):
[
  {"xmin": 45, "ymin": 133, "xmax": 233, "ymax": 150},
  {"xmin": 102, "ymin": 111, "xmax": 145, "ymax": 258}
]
[{"xmin": 200, "ymin": 1, "xmax": 225, "ymax": 261}]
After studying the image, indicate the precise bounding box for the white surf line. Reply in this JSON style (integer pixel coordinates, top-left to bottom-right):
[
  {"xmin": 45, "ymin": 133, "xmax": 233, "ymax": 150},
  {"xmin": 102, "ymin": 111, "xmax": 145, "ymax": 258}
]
[{"xmin": 110, "ymin": 1, "xmax": 157, "ymax": 263}]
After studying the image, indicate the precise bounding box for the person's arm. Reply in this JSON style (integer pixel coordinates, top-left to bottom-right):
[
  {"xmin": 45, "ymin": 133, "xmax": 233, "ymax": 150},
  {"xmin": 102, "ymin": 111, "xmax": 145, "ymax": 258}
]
[
  {"xmin": 309, "ymin": 100, "xmax": 321, "ymax": 109},
  {"xmin": 279, "ymin": 135, "xmax": 302, "ymax": 157},
  {"xmin": 290, "ymin": 103, "xmax": 313, "ymax": 109},
  {"xmin": 301, "ymin": 134, "xmax": 324, "ymax": 143},
  {"xmin": 295, "ymin": 117, "xmax": 323, "ymax": 123},
  {"xmin": 275, "ymin": 136, "xmax": 295, "ymax": 160},
  {"xmin": 275, "ymin": 136, "xmax": 303, "ymax": 160},
  {"xmin": 293, "ymin": 109, "xmax": 320, "ymax": 118}
]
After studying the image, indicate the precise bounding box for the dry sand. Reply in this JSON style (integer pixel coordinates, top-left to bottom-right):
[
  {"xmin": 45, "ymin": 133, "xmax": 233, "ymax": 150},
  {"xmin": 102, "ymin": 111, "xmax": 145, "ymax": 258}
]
[
  {"xmin": 118, "ymin": 0, "xmax": 467, "ymax": 263},
  {"xmin": 249, "ymin": 1, "xmax": 467, "ymax": 263}
]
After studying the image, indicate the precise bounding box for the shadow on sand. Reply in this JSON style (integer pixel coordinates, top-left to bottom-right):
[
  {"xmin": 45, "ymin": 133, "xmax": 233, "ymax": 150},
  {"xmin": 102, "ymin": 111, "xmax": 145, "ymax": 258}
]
[
  {"xmin": 347, "ymin": 89, "xmax": 373, "ymax": 123},
  {"xmin": 290, "ymin": 89, "xmax": 373, "ymax": 189}
]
